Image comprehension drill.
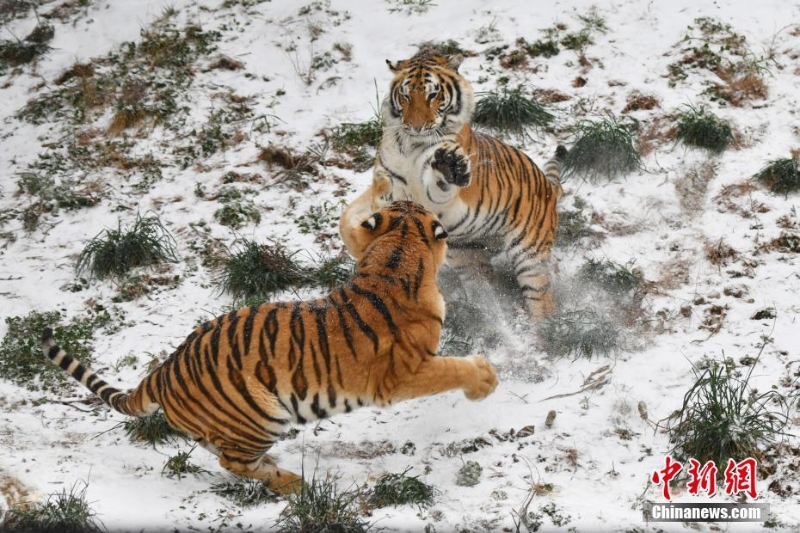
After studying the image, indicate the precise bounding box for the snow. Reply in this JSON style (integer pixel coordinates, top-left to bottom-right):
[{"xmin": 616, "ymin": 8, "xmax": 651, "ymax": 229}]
[{"xmin": 1, "ymin": 0, "xmax": 799, "ymax": 531}]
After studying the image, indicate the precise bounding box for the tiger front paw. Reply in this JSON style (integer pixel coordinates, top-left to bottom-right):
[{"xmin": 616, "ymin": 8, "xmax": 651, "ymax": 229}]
[
  {"xmin": 464, "ymin": 356, "xmax": 498, "ymax": 400},
  {"xmin": 431, "ymin": 144, "xmax": 471, "ymax": 188}
]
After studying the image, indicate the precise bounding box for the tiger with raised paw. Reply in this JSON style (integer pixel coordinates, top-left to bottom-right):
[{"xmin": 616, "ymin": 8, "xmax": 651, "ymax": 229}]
[
  {"xmin": 42, "ymin": 201, "xmax": 498, "ymax": 495},
  {"xmin": 340, "ymin": 49, "xmax": 566, "ymax": 320}
]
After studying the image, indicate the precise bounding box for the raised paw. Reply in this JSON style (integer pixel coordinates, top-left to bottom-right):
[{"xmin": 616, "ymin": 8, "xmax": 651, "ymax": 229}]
[
  {"xmin": 464, "ymin": 355, "xmax": 499, "ymax": 400},
  {"xmin": 431, "ymin": 144, "xmax": 471, "ymax": 187}
]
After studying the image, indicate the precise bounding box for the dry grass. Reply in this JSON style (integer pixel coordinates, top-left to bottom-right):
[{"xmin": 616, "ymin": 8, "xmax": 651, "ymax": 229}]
[
  {"xmin": 536, "ymin": 88, "xmax": 571, "ymax": 104},
  {"xmin": 636, "ymin": 115, "xmax": 675, "ymax": 157},
  {"xmin": 710, "ymin": 74, "xmax": 768, "ymax": 107},
  {"xmin": 54, "ymin": 62, "xmax": 95, "ymax": 85},
  {"xmin": 657, "ymin": 256, "xmax": 693, "ymax": 290},
  {"xmin": 258, "ymin": 145, "xmax": 319, "ymax": 189},
  {"xmin": 208, "ymin": 54, "xmax": 245, "ymax": 70},
  {"xmin": 621, "ymin": 91, "xmax": 660, "ymax": 114},
  {"xmin": 713, "ymin": 182, "xmax": 767, "ymax": 218},
  {"xmin": 698, "ymin": 304, "xmax": 727, "ymax": 335},
  {"xmin": 107, "ymin": 108, "xmax": 149, "ymax": 136},
  {"xmin": 705, "ymin": 238, "xmax": 740, "ymax": 267}
]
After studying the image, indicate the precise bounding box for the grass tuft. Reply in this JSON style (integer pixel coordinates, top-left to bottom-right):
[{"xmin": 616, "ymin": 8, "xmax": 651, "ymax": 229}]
[
  {"xmin": 556, "ymin": 202, "xmax": 599, "ymax": 247},
  {"xmin": 161, "ymin": 447, "xmax": 207, "ymax": 479},
  {"xmin": 0, "ymin": 23, "xmax": 54, "ymax": 69},
  {"xmin": 368, "ymin": 469, "xmax": 435, "ymax": 509},
  {"xmin": 0, "ymin": 309, "xmax": 111, "ymax": 394},
  {"xmin": 674, "ymin": 106, "xmax": 733, "ymax": 154},
  {"xmin": 328, "ymin": 115, "xmax": 383, "ymax": 171},
  {"xmin": 210, "ymin": 479, "xmax": 278, "ymax": 507},
  {"xmin": 473, "ymin": 86, "xmax": 554, "ymax": 140},
  {"xmin": 213, "ymin": 200, "xmax": 261, "ymax": 229},
  {"xmin": 455, "ymin": 461, "xmax": 483, "ymax": 487},
  {"xmin": 0, "ymin": 481, "xmax": 104, "ymax": 533},
  {"xmin": 121, "ymin": 412, "xmax": 186, "ymax": 446},
  {"xmin": 668, "ymin": 353, "xmax": 790, "ymax": 471},
  {"xmin": 540, "ymin": 309, "xmax": 620, "ymax": 358},
  {"xmin": 218, "ymin": 239, "xmax": 311, "ymax": 303},
  {"xmin": 308, "ymin": 252, "xmax": 355, "ymax": 289},
  {"xmin": 563, "ymin": 116, "xmax": 641, "ymax": 181},
  {"xmin": 577, "ymin": 258, "xmax": 643, "ymax": 297},
  {"xmin": 416, "ymin": 39, "xmax": 473, "ymax": 57},
  {"xmin": 274, "ymin": 473, "xmax": 370, "ymax": 533},
  {"xmin": 75, "ymin": 213, "xmax": 178, "ymax": 280},
  {"xmin": 753, "ymin": 157, "xmax": 800, "ymax": 196}
]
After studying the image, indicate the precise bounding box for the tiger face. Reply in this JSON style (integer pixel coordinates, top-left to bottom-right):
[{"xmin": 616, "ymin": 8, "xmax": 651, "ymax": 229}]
[
  {"xmin": 349, "ymin": 200, "xmax": 449, "ymax": 268},
  {"xmin": 384, "ymin": 51, "xmax": 475, "ymax": 138}
]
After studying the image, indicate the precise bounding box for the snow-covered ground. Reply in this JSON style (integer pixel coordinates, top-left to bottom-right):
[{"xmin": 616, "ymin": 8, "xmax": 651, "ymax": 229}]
[{"xmin": 1, "ymin": 0, "xmax": 798, "ymax": 531}]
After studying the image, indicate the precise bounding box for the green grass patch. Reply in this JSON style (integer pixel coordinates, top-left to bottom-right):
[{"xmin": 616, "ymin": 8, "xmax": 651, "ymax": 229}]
[
  {"xmin": 294, "ymin": 200, "xmax": 343, "ymax": 236},
  {"xmin": 560, "ymin": 29, "xmax": 593, "ymax": 51},
  {"xmin": 274, "ymin": 473, "xmax": 371, "ymax": 532},
  {"xmin": 520, "ymin": 38, "xmax": 560, "ymax": 58},
  {"xmin": 308, "ymin": 252, "xmax": 355, "ymax": 289},
  {"xmin": 121, "ymin": 412, "xmax": 186, "ymax": 446},
  {"xmin": 368, "ymin": 469, "xmax": 435, "ymax": 509},
  {"xmin": 540, "ymin": 309, "xmax": 620, "ymax": 358},
  {"xmin": 563, "ymin": 116, "xmax": 641, "ymax": 181},
  {"xmin": 329, "ymin": 118, "xmax": 383, "ymax": 170},
  {"xmin": 667, "ymin": 17, "xmax": 766, "ymax": 90},
  {"xmin": 753, "ymin": 157, "xmax": 800, "ymax": 196},
  {"xmin": 386, "ymin": 0, "xmax": 436, "ymax": 15},
  {"xmin": 577, "ymin": 258, "xmax": 643, "ymax": 297},
  {"xmin": 416, "ymin": 39, "xmax": 473, "ymax": 57},
  {"xmin": 674, "ymin": 106, "xmax": 733, "ymax": 154},
  {"xmin": 0, "ymin": 309, "xmax": 113, "ymax": 394},
  {"xmin": 210, "ymin": 479, "xmax": 278, "ymax": 507},
  {"xmin": 0, "ymin": 481, "xmax": 104, "ymax": 533},
  {"xmin": 0, "ymin": 23, "xmax": 54, "ymax": 71},
  {"xmin": 473, "ymin": 86, "xmax": 554, "ymax": 139},
  {"xmin": 668, "ymin": 354, "xmax": 790, "ymax": 471},
  {"xmin": 218, "ymin": 239, "xmax": 311, "ymax": 303},
  {"xmin": 455, "ymin": 461, "xmax": 482, "ymax": 487},
  {"xmin": 76, "ymin": 213, "xmax": 178, "ymax": 280},
  {"xmin": 213, "ymin": 200, "xmax": 262, "ymax": 228},
  {"xmin": 162, "ymin": 447, "xmax": 208, "ymax": 479}
]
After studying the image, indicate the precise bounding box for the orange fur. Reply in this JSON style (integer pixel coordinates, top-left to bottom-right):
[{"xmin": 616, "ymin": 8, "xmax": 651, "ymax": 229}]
[{"xmin": 42, "ymin": 201, "xmax": 498, "ymax": 494}]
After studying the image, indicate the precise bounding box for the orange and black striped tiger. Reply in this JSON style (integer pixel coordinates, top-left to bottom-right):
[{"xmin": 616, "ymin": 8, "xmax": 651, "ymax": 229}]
[
  {"xmin": 42, "ymin": 201, "xmax": 498, "ymax": 494},
  {"xmin": 340, "ymin": 50, "xmax": 566, "ymax": 320}
]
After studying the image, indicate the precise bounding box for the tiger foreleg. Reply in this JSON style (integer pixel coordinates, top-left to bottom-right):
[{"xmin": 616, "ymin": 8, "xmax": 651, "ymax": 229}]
[
  {"xmin": 389, "ymin": 355, "xmax": 498, "ymax": 403},
  {"xmin": 219, "ymin": 452, "xmax": 303, "ymax": 495}
]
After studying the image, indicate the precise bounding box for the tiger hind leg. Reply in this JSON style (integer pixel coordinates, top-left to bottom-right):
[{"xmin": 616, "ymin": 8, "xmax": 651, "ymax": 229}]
[
  {"xmin": 512, "ymin": 252, "xmax": 555, "ymax": 321},
  {"xmin": 219, "ymin": 450, "xmax": 303, "ymax": 495}
]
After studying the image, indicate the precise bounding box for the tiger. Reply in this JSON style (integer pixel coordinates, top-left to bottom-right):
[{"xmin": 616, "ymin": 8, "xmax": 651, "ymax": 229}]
[
  {"xmin": 340, "ymin": 49, "xmax": 566, "ymax": 320},
  {"xmin": 41, "ymin": 201, "xmax": 498, "ymax": 495}
]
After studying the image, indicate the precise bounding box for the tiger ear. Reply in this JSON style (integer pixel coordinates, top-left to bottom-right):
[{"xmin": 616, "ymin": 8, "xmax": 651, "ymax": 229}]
[
  {"xmin": 447, "ymin": 54, "xmax": 464, "ymax": 71},
  {"xmin": 386, "ymin": 59, "xmax": 400, "ymax": 72},
  {"xmin": 361, "ymin": 213, "xmax": 383, "ymax": 231}
]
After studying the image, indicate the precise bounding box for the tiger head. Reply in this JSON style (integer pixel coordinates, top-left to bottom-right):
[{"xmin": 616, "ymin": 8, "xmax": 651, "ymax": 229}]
[
  {"xmin": 384, "ymin": 50, "xmax": 475, "ymax": 139},
  {"xmin": 350, "ymin": 201, "xmax": 448, "ymax": 270}
]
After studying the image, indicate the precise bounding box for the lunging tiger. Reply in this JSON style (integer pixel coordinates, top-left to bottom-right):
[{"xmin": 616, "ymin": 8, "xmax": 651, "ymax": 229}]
[
  {"xmin": 340, "ymin": 49, "xmax": 566, "ymax": 320},
  {"xmin": 42, "ymin": 201, "xmax": 498, "ymax": 495}
]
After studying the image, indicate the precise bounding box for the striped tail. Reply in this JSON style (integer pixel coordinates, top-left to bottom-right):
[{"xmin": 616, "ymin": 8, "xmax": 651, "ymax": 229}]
[
  {"xmin": 543, "ymin": 145, "xmax": 567, "ymax": 199},
  {"xmin": 42, "ymin": 327, "xmax": 155, "ymax": 417}
]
